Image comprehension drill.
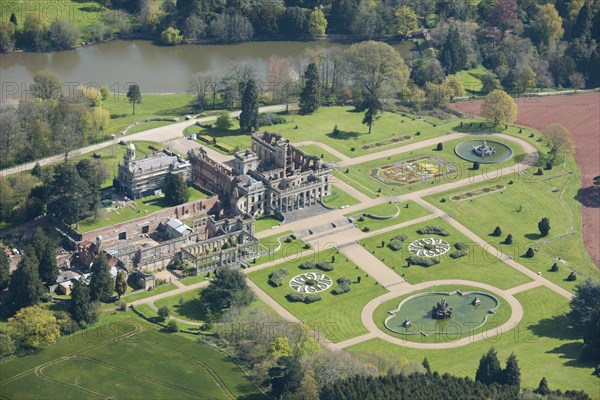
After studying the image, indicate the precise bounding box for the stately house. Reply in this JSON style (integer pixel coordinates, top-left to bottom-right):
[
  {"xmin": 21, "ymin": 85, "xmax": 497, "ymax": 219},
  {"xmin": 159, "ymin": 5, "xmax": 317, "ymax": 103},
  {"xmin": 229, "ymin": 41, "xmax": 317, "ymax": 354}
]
[
  {"xmin": 189, "ymin": 132, "xmax": 333, "ymax": 218},
  {"xmin": 114, "ymin": 143, "xmax": 191, "ymax": 199}
]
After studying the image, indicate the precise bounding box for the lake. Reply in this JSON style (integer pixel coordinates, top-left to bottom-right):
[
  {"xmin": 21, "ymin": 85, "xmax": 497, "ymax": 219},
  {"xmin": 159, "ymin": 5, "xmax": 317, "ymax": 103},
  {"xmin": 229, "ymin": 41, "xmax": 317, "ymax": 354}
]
[{"xmin": 0, "ymin": 39, "xmax": 417, "ymax": 98}]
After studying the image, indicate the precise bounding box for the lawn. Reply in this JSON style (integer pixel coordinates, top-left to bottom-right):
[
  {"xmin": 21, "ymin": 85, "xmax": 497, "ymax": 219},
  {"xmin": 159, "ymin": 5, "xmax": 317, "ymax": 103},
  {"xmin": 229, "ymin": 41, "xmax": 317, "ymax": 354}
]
[
  {"xmin": 345, "ymin": 200, "xmax": 432, "ymax": 232},
  {"xmin": 76, "ymin": 186, "xmax": 211, "ymax": 233},
  {"xmin": 359, "ymin": 217, "xmax": 532, "ymax": 290},
  {"xmin": 248, "ymin": 251, "xmax": 388, "ymax": 343},
  {"xmin": 346, "ymin": 286, "xmax": 598, "ymax": 396},
  {"xmin": 1, "ymin": 1, "xmax": 107, "ymax": 42},
  {"xmin": 0, "ymin": 316, "xmax": 262, "ymax": 399},
  {"xmin": 154, "ymin": 288, "xmax": 207, "ymax": 322},
  {"xmin": 255, "ymin": 214, "xmax": 283, "ymax": 233},
  {"xmin": 451, "ymin": 66, "xmax": 489, "ymax": 94},
  {"xmin": 103, "ymin": 93, "xmax": 197, "ymax": 136},
  {"xmin": 181, "ymin": 274, "xmax": 210, "ymax": 286},
  {"xmin": 122, "ymin": 283, "xmax": 178, "ymax": 303},
  {"xmin": 334, "ymin": 134, "xmax": 526, "ymax": 199},
  {"xmin": 249, "ymin": 231, "xmax": 308, "ymax": 267},
  {"xmin": 184, "ymin": 106, "xmax": 453, "ymax": 158},
  {"xmin": 423, "ymin": 156, "xmax": 600, "ymax": 292},
  {"xmin": 321, "ymin": 185, "xmax": 360, "ymax": 209},
  {"xmin": 372, "ymin": 284, "xmax": 512, "ymax": 343},
  {"xmin": 298, "ymin": 144, "xmax": 342, "ymax": 163},
  {"xmin": 126, "ymin": 120, "xmax": 176, "ymax": 135}
]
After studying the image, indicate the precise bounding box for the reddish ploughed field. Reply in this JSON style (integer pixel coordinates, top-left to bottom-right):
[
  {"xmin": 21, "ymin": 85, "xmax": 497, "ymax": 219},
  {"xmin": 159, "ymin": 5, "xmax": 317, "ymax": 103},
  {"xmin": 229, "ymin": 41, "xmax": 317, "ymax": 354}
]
[{"xmin": 451, "ymin": 92, "xmax": 600, "ymax": 267}]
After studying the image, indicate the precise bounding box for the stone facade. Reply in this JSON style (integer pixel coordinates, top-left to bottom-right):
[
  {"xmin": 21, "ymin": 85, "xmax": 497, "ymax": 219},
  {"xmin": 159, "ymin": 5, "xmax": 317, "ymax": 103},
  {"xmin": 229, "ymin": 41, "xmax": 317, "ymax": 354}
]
[
  {"xmin": 189, "ymin": 131, "xmax": 332, "ymax": 218},
  {"xmin": 115, "ymin": 143, "xmax": 191, "ymax": 199},
  {"xmin": 79, "ymin": 197, "xmax": 219, "ymax": 245}
]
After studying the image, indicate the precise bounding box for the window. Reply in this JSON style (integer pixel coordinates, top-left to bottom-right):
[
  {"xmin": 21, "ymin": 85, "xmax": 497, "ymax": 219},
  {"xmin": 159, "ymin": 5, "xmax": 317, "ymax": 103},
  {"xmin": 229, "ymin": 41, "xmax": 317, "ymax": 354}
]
[
  {"xmin": 118, "ymin": 232, "xmax": 127, "ymax": 240},
  {"xmin": 142, "ymin": 225, "xmax": 149, "ymax": 234}
]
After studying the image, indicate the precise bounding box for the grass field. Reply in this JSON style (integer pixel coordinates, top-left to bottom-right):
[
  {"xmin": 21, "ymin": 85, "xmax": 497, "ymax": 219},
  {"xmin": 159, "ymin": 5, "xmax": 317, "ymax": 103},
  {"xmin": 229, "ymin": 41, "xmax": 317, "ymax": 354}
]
[
  {"xmin": 298, "ymin": 144, "xmax": 342, "ymax": 163},
  {"xmin": 103, "ymin": 93, "xmax": 196, "ymax": 136},
  {"xmin": 0, "ymin": 316, "xmax": 262, "ymax": 399},
  {"xmin": 154, "ymin": 288, "xmax": 206, "ymax": 322},
  {"xmin": 248, "ymin": 250, "xmax": 388, "ymax": 343},
  {"xmin": 122, "ymin": 283, "xmax": 178, "ymax": 303},
  {"xmin": 346, "ymin": 286, "xmax": 598, "ymax": 396},
  {"xmin": 184, "ymin": 107, "xmax": 453, "ymax": 158},
  {"xmin": 250, "ymin": 231, "xmax": 308, "ymax": 267},
  {"xmin": 255, "ymin": 215, "xmax": 283, "ymax": 233},
  {"xmin": 181, "ymin": 275, "xmax": 210, "ymax": 286},
  {"xmin": 321, "ymin": 185, "xmax": 360, "ymax": 209},
  {"xmin": 126, "ymin": 120, "xmax": 176, "ymax": 135},
  {"xmin": 0, "ymin": 1, "xmax": 107, "ymax": 42},
  {"xmin": 451, "ymin": 67, "xmax": 489, "ymax": 94},
  {"xmin": 345, "ymin": 200, "xmax": 432, "ymax": 232},
  {"xmin": 423, "ymin": 156, "xmax": 600, "ymax": 292},
  {"xmin": 334, "ymin": 134, "xmax": 526, "ymax": 199},
  {"xmin": 359, "ymin": 218, "xmax": 532, "ymax": 289},
  {"xmin": 372, "ymin": 284, "xmax": 512, "ymax": 343},
  {"xmin": 76, "ymin": 186, "xmax": 211, "ymax": 233}
]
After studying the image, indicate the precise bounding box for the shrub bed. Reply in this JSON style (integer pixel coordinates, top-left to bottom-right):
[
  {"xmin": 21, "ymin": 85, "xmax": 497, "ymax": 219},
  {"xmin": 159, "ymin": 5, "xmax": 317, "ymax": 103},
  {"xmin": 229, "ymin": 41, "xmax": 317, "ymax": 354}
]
[
  {"xmin": 407, "ymin": 255, "xmax": 440, "ymax": 267},
  {"xmin": 286, "ymin": 292, "xmax": 322, "ymax": 303},
  {"xmin": 416, "ymin": 226, "xmax": 450, "ymax": 236}
]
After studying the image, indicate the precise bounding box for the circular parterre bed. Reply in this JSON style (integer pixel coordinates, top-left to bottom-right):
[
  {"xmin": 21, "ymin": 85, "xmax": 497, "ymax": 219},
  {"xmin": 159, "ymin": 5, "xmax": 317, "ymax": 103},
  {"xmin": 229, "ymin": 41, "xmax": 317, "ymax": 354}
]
[
  {"xmin": 408, "ymin": 238, "xmax": 451, "ymax": 257},
  {"xmin": 289, "ymin": 272, "xmax": 333, "ymax": 293}
]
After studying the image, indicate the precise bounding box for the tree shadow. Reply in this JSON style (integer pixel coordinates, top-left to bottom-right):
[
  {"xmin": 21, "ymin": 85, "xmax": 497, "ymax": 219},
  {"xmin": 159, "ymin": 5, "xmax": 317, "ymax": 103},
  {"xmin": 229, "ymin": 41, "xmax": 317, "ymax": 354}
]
[
  {"xmin": 575, "ymin": 186, "xmax": 599, "ymax": 208},
  {"xmin": 524, "ymin": 233, "xmax": 543, "ymax": 240},
  {"xmin": 546, "ymin": 342, "xmax": 597, "ymax": 369},
  {"xmin": 110, "ymin": 113, "xmax": 128, "ymax": 119},
  {"xmin": 326, "ymin": 130, "xmax": 361, "ymax": 140},
  {"xmin": 174, "ymin": 298, "xmax": 207, "ymax": 321},
  {"xmin": 528, "ymin": 314, "xmax": 580, "ymax": 341}
]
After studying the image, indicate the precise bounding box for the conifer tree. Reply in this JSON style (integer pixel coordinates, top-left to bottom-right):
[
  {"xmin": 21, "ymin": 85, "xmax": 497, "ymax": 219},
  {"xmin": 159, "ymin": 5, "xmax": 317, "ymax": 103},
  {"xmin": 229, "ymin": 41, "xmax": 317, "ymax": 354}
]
[
  {"xmin": 70, "ymin": 281, "xmax": 95, "ymax": 324},
  {"xmin": 525, "ymin": 247, "xmax": 535, "ymax": 258},
  {"xmin": 439, "ymin": 26, "xmax": 466, "ymax": 74},
  {"xmin": 9, "ymin": 250, "xmax": 45, "ymax": 309},
  {"xmin": 502, "ymin": 352, "xmax": 521, "ymax": 388},
  {"xmin": 299, "ymin": 63, "xmax": 321, "ymax": 115},
  {"xmin": 0, "ymin": 250, "xmax": 9, "ymax": 291},
  {"xmin": 239, "ymin": 78, "xmax": 259, "ymax": 133},
  {"xmin": 504, "ymin": 234, "xmax": 513, "ymax": 244},
  {"xmin": 31, "ymin": 228, "xmax": 58, "ymax": 284},
  {"xmin": 535, "ymin": 377, "xmax": 550, "ymax": 395},
  {"xmin": 475, "ymin": 347, "xmax": 503, "ymax": 385},
  {"xmin": 165, "ymin": 173, "xmax": 189, "ymax": 206},
  {"xmin": 89, "ymin": 253, "xmax": 114, "ymax": 302},
  {"xmin": 422, "ymin": 357, "xmax": 431, "ymax": 374},
  {"xmin": 115, "ymin": 271, "xmax": 127, "ymax": 299},
  {"xmin": 538, "ymin": 217, "xmax": 551, "ymax": 237},
  {"xmin": 493, "ymin": 226, "xmax": 502, "ymax": 236}
]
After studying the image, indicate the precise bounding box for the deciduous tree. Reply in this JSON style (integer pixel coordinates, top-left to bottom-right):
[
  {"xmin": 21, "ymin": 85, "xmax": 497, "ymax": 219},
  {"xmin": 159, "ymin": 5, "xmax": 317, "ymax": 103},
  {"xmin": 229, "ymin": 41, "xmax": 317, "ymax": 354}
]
[
  {"xmin": 481, "ymin": 89, "xmax": 517, "ymax": 125},
  {"xmin": 126, "ymin": 84, "xmax": 142, "ymax": 115},
  {"xmin": 395, "ymin": 6, "xmax": 418, "ymax": 37},
  {"xmin": 541, "ymin": 123, "xmax": 574, "ymax": 160},
  {"xmin": 532, "ymin": 4, "xmax": 565, "ymax": 46},
  {"xmin": 308, "ymin": 7, "xmax": 327, "ymax": 36},
  {"xmin": 201, "ymin": 267, "xmax": 255, "ymax": 313},
  {"xmin": 8, "ymin": 306, "xmax": 60, "ymax": 349},
  {"xmin": 160, "ymin": 27, "xmax": 183, "ymax": 45},
  {"xmin": 344, "ymin": 41, "xmax": 409, "ymax": 98},
  {"xmin": 30, "ymin": 71, "xmax": 62, "ymax": 101},
  {"xmin": 359, "ymin": 96, "xmax": 382, "ymax": 134}
]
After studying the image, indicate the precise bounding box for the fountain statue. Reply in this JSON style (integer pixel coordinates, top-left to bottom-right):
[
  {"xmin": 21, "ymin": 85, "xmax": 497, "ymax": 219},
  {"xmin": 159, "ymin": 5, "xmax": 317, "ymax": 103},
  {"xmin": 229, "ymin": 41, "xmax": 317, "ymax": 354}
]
[
  {"xmin": 472, "ymin": 140, "xmax": 496, "ymax": 157},
  {"xmin": 402, "ymin": 318, "xmax": 412, "ymax": 328},
  {"xmin": 472, "ymin": 296, "xmax": 481, "ymax": 306},
  {"xmin": 432, "ymin": 298, "xmax": 453, "ymax": 319}
]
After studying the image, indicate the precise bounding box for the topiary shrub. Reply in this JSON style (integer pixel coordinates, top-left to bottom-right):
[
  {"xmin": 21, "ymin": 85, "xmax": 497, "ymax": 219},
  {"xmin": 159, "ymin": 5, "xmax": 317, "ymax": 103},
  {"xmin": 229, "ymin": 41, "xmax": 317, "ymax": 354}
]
[
  {"xmin": 317, "ymin": 262, "xmax": 334, "ymax": 271},
  {"xmin": 333, "ymin": 277, "xmax": 352, "ymax": 295},
  {"xmin": 158, "ymin": 306, "xmax": 171, "ymax": 320},
  {"xmin": 417, "ymin": 226, "xmax": 450, "ymax": 236},
  {"xmin": 268, "ymin": 269, "xmax": 289, "ymax": 287},
  {"xmin": 504, "ymin": 234, "xmax": 513, "ymax": 244},
  {"xmin": 299, "ymin": 261, "xmax": 316, "ymax": 270},
  {"xmin": 550, "ymin": 263, "xmax": 559, "ymax": 272},
  {"xmin": 406, "ymin": 256, "xmax": 440, "ymax": 267},
  {"xmin": 286, "ymin": 292, "xmax": 322, "ymax": 303},
  {"xmin": 566, "ymin": 271, "xmax": 577, "ymax": 281},
  {"xmin": 525, "ymin": 247, "xmax": 535, "ymax": 258},
  {"xmin": 362, "ymin": 226, "xmax": 370, "ymax": 232},
  {"xmin": 492, "ymin": 226, "xmax": 502, "ymax": 236}
]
